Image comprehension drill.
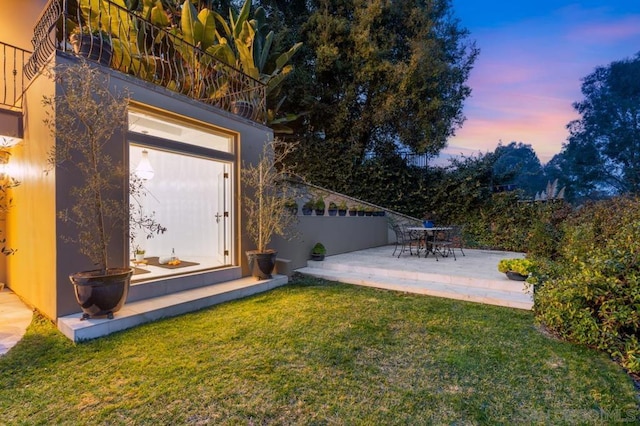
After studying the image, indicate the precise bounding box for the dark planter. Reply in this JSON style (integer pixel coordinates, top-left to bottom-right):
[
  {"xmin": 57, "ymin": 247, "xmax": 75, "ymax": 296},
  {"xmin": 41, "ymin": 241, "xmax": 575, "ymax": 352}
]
[
  {"xmin": 328, "ymin": 208, "xmax": 338, "ymax": 216},
  {"xmin": 338, "ymin": 209, "xmax": 347, "ymax": 216},
  {"xmin": 302, "ymin": 207, "xmax": 312, "ymax": 216},
  {"xmin": 506, "ymin": 271, "xmax": 528, "ymax": 281},
  {"xmin": 246, "ymin": 250, "xmax": 277, "ymax": 280},
  {"xmin": 231, "ymin": 100, "xmax": 255, "ymax": 120},
  {"xmin": 311, "ymin": 253, "xmax": 325, "ymax": 261},
  {"xmin": 315, "ymin": 209, "xmax": 325, "ymax": 216},
  {"xmin": 365, "ymin": 211, "xmax": 373, "ymax": 216},
  {"xmin": 70, "ymin": 33, "xmax": 113, "ymax": 66},
  {"xmin": 349, "ymin": 210, "xmax": 357, "ymax": 216},
  {"xmin": 69, "ymin": 267, "xmax": 133, "ymax": 319},
  {"xmin": 357, "ymin": 210, "xmax": 365, "ymax": 216}
]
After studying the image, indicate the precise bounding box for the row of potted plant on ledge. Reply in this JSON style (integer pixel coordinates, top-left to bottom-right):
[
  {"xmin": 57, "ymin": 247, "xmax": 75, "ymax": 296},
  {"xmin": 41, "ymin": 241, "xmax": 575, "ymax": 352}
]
[{"xmin": 287, "ymin": 198, "xmax": 386, "ymax": 217}]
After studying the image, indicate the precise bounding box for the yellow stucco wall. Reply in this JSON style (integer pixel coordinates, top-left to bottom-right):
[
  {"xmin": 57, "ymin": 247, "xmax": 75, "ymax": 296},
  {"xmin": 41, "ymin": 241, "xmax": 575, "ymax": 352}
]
[{"xmin": 7, "ymin": 63, "xmax": 58, "ymax": 319}]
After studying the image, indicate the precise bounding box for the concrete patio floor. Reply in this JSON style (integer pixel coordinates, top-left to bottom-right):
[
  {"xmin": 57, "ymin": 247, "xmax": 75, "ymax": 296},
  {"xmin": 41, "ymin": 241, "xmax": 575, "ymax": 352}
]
[
  {"xmin": 297, "ymin": 245, "xmax": 532, "ymax": 310},
  {"xmin": 0, "ymin": 245, "xmax": 530, "ymax": 355}
]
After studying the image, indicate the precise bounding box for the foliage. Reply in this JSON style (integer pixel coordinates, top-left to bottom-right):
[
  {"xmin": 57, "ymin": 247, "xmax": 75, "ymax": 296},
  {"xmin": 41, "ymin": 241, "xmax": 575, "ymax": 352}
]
[
  {"xmin": 534, "ymin": 196, "xmax": 640, "ymax": 373},
  {"xmin": 242, "ymin": 139, "xmax": 298, "ymax": 253},
  {"xmin": 43, "ymin": 62, "xmax": 164, "ymax": 272},
  {"xmin": 280, "ymin": 0, "xmax": 478, "ymax": 195},
  {"xmin": 311, "ymin": 242, "xmax": 326, "ymax": 255},
  {"xmin": 497, "ymin": 258, "xmax": 534, "ymax": 276},
  {"xmin": 313, "ymin": 197, "xmax": 325, "ymax": 210},
  {"xmin": 2, "ymin": 282, "xmax": 637, "ymax": 423},
  {"xmin": 554, "ymin": 52, "xmax": 640, "ymax": 199}
]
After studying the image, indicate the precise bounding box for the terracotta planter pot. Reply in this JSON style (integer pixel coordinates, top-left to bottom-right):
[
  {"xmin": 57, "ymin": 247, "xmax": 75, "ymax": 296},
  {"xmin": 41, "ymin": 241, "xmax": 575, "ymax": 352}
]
[
  {"xmin": 246, "ymin": 250, "xmax": 277, "ymax": 280},
  {"xmin": 69, "ymin": 268, "xmax": 133, "ymax": 319}
]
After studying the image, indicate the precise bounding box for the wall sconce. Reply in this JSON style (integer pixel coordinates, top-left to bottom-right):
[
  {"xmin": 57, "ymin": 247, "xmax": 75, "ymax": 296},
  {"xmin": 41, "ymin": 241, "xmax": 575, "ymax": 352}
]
[{"xmin": 135, "ymin": 149, "xmax": 154, "ymax": 180}]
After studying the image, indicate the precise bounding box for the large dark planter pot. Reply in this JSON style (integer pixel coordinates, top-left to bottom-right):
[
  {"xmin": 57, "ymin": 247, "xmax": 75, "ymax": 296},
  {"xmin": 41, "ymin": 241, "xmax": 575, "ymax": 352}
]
[
  {"xmin": 70, "ymin": 34, "xmax": 113, "ymax": 66},
  {"xmin": 338, "ymin": 209, "xmax": 347, "ymax": 216},
  {"xmin": 349, "ymin": 210, "xmax": 357, "ymax": 216},
  {"xmin": 311, "ymin": 253, "xmax": 325, "ymax": 261},
  {"xmin": 69, "ymin": 267, "xmax": 133, "ymax": 319},
  {"xmin": 246, "ymin": 250, "xmax": 277, "ymax": 280},
  {"xmin": 357, "ymin": 210, "xmax": 365, "ymax": 217},
  {"xmin": 232, "ymin": 100, "xmax": 255, "ymax": 120},
  {"xmin": 302, "ymin": 207, "xmax": 312, "ymax": 216},
  {"xmin": 506, "ymin": 271, "xmax": 528, "ymax": 281},
  {"xmin": 315, "ymin": 209, "xmax": 325, "ymax": 216},
  {"xmin": 328, "ymin": 208, "xmax": 338, "ymax": 216}
]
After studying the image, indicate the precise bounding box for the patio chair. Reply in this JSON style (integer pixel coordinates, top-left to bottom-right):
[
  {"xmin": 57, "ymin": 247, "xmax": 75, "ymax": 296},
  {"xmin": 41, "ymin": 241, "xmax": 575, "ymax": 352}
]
[
  {"xmin": 427, "ymin": 228, "xmax": 455, "ymax": 261},
  {"xmin": 392, "ymin": 224, "xmax": 422, "ymax": 258},
  {"xmin": 448, "ymin": 225, "xmax": 466, "ymax": 257}
]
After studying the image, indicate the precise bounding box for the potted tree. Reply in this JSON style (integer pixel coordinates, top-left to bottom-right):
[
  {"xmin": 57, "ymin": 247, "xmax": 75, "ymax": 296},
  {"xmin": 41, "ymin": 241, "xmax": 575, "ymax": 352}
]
[
  {"xmin": 44, "ymin": 62, "xmax": 164, "ymax": 319},
  {"xmin": 310, "ymin": 243, "xmax": 326, "ymax": 261},
  {"xmin": 242, "ymin": 139, "xmax": 298, "ymax": 279}
]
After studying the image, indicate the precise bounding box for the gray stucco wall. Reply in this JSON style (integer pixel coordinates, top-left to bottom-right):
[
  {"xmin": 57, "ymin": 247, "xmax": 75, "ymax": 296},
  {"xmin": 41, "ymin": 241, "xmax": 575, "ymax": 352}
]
[{"xmin": 271, "ymin": 215, "xmax": 390, "ymax": 271}]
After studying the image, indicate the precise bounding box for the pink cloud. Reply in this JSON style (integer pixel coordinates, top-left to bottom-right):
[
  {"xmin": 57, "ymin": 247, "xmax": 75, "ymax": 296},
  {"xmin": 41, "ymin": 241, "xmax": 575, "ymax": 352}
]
[{"xmin": 566, "ymin": 16, "xmax": 640, "ymax": 44}]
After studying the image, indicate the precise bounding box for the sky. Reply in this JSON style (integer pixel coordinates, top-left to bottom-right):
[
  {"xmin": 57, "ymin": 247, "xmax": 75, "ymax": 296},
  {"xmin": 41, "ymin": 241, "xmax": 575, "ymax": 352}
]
[{"xmin": 443, "ymin": 0, "xmax": 640, "ymax": 165}]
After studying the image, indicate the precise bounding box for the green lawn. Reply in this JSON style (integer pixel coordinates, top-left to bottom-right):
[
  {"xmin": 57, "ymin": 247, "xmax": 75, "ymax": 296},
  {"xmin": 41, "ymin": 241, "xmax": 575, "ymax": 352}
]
[{"xmin": 1, "ymin": 276, "xmax": 638, "ymax": 424}]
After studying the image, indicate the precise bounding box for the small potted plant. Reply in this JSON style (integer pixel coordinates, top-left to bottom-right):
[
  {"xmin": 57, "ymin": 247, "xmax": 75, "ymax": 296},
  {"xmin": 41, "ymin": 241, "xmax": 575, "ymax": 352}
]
[
  {"xmin": 357, "ymin": 205, "xmax": 365, "ymax": 216},
  {"xmin": 314, "ymin": 197, "xmax": 325, "ymax": 216},
  {"xmin": 338, "ymin": 201, "xmax": 348, "ymax": 216},
  {"xmin": 285, "ymin": 198, "xmax": 298, "ymax": 215},
  {"xmin": 498, "ymin": 258, "xmax": 534, "ymax": 281},
  {"xmin": 134, "ymin": 247, "xmax": 146, "ymax": 263},
  {"xmin": 302, "ymin": 200, "xmax": 314, "ymax": 216},
  {"xmin": 328, "ymin": 201, "xmax": 338, "ymax": 216},
  {"xmin": 310, "ymin": 242, "xmax": 326, "ymax": 261},
  {"xmin": 348, "ymin": 205, "xmax": 358, "ymax": 216}
]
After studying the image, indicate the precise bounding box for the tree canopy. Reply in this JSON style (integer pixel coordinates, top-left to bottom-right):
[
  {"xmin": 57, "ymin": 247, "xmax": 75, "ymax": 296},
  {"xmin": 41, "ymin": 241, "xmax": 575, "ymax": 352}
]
[
  {"xmin": 263, "ymin": 0, "xmax": 478, "ymax": 194},
  {"xmin": 557, "ymin": 52, "xmax": 640, "ymax": 198}
]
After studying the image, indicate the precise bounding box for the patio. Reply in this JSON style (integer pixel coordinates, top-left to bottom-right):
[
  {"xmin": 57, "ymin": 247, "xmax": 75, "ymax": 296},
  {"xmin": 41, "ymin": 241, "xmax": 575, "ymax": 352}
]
[{"xmin": 0, "ymin": 245, "xmax": 530, "ymax": 351}]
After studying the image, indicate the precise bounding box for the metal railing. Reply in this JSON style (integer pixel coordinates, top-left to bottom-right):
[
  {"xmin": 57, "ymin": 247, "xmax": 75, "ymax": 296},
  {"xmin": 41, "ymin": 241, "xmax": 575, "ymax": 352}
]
[
  {"xmin": 25, "ymin": 0, "xmax": 266, "ymax": 123},
  {"xmin": 0, "ymin": 42, "xmax": 30, "ymax": 110}
]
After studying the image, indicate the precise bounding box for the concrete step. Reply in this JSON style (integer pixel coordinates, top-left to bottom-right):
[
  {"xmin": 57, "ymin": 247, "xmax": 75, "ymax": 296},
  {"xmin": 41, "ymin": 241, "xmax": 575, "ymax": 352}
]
[
  {"xmin": 58, "ymin": 275, "xmax": 288, "ymax": 342},
  {"xmin": 305, "ymin": 259, "xmax": 528, "ymax": 294},
  {"xmin": 297, "ymin": 266, "xmax": 533, "ymax": 310}
]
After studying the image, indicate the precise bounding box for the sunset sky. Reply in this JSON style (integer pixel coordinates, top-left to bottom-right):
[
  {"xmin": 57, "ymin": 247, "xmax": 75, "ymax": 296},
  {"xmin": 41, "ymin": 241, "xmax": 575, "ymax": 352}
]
[{"xmin": 445, "ymin": 0, "xmax": 640, "ymax": 164}]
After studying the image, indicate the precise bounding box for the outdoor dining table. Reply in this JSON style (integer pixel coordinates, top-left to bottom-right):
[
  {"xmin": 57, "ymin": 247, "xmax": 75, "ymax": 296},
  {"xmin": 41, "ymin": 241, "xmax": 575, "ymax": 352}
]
[{"xmin": 406, "ymin": 226, "xmax": 454, "ymax": 260}]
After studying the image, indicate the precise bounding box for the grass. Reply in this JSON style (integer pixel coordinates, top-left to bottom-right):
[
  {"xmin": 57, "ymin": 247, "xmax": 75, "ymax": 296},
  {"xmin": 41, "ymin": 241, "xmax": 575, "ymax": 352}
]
[{"xmin": 1, "ymin": 276, "xmax": 638, "ymax": 424}]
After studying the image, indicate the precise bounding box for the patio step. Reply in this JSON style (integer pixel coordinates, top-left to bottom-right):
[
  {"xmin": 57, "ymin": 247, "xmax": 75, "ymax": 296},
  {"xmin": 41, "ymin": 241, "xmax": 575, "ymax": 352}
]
[
  {"xmin": 297, "ymin": 261, "xmax": 533, "ymax": 310},
  {"xmin": 58, "ymin": 275, "xmax": 288, "ymax": 342}
]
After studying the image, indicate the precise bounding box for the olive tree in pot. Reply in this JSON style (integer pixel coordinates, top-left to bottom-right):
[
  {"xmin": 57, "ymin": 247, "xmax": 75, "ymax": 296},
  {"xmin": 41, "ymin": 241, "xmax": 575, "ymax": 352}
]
[
  {"xmin": 44, "ymin": 62, "xmax": 163, "ymax": 319},
  {"xmin": 242, "ymin": 139, "xmax": 298, "ymax": 279}
]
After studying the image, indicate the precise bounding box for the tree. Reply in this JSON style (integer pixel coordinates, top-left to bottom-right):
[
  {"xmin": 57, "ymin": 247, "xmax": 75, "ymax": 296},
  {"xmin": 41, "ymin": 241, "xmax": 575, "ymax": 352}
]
[
  {"xmin": 269, "ymin": 0, "xmax": 478, "ymax": 194},
  {"xmin": 492, "ymin": 142, "xmax": 545, "ymax": 197},
  {"xmin": 562, "ymin": 52, "xmax": 640, "ymax": 196}
]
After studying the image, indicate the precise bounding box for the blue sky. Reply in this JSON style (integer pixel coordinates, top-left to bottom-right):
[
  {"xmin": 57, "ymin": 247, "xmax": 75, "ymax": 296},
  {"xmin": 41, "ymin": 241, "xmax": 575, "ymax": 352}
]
[{"xmin": 445, "ymin": 0, "xmax": 640, "ymax": 164}]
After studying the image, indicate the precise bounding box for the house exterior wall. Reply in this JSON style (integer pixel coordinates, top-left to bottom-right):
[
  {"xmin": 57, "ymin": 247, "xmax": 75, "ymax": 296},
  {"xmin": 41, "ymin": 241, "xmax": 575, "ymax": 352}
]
[
  {"xmin": 8, "ymin": 51, "xmax": 273, "ymax": 320},
  {"xmin": 6, "ymin": 58, "xmax": 58, "ymax": 319},
  {"xmin": 0, "ymin": 0, "xmax": 48, "ymax": 51}
]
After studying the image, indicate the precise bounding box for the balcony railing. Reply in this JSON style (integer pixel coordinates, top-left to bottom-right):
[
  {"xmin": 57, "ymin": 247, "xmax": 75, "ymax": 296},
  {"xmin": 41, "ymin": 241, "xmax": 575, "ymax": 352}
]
[
  {"xmin": 26, "ymin": 0, "xmax": 266, "ymax": 123},
  {"xmin": 1, "ymin": 42, "xmax": 30, "ymax": 110}
]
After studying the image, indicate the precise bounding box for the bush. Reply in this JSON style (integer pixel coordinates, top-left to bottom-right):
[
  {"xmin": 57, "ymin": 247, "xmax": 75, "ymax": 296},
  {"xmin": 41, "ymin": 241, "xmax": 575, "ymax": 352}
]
[
  {"xmin": 534, "ymin": 196, "xmax": 640, "ymax": 373},
  {"xmin": 497, "ymin": 258, "xmax": 534, "ymax": 275},
  {"xmin": 311, "ymin": 243, "xmax": 326, "ymax": 255}
]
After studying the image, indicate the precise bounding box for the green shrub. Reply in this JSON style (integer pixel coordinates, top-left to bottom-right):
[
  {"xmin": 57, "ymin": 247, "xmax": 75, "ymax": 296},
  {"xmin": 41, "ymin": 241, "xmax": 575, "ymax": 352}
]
[
  {"xmin": 534, "ymin": 196, "xmax": 640, "ymax": 373},
  {"xmin": 311, "ymin": 243, "xmax": 326, "ymax": 255},
  {"xmin": 497, "ymin": 258, "xmax": 534, "ymax": 276}
]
